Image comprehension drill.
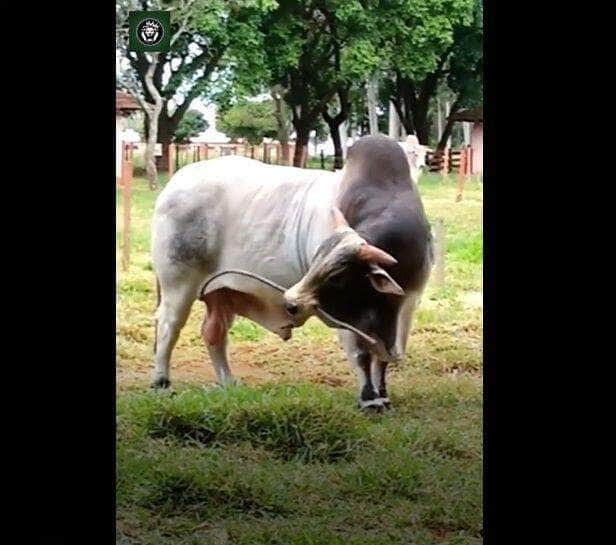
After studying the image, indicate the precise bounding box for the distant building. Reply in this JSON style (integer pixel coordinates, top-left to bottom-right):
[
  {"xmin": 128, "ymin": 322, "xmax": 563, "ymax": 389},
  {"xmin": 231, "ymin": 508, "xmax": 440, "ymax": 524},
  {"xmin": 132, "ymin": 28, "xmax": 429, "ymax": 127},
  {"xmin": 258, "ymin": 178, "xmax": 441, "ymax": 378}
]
[
  {"xmin": 448, "ymin": 106, "xmax": 483, "ymax": 174},
  {"xmin": 189, "ymin": 104, "xmax": 230, "ymax": 143},
  {"xmin": 116, "ymin": 91, "xmax": 141, "ymax": 180}
]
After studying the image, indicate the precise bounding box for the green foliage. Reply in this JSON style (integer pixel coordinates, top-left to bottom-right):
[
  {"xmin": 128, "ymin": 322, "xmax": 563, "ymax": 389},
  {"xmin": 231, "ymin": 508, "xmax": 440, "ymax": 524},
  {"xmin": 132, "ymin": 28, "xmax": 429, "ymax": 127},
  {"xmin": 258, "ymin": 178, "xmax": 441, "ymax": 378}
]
[
  {"xmin": 117, "ymin": 0, "xmax": 275, "ymax": 142},
  {"xmin": 218, "ymin": 101, "xmax": 278, "ymax": 145},
  {"xmin": 377, "ymin": 0, "xmax": 475, "ymax": 81},
  {"xmin": 447, "ymin": 0, "xmax": 483, "ymax": 108},
  {"xmin": 260, "ymin": 1, "xmax": 382, "ymax": 138},
  {"xmin": 173, "ymin": 110, "xmax": 208, "ymax": 143}
]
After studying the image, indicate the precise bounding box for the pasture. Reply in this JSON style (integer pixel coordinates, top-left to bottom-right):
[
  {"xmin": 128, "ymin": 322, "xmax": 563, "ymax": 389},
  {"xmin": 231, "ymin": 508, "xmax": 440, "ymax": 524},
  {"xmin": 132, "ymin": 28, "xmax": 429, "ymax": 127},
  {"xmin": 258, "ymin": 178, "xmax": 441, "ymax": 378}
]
[{"xmin": 116, "ymin": 171, "xmax": 483, "ymax": 545}]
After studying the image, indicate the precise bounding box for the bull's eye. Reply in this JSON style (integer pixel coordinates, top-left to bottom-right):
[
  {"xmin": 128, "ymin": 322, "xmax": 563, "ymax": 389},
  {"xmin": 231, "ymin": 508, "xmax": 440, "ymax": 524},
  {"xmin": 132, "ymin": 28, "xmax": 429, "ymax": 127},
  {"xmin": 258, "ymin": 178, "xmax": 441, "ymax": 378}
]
[{"xmin": 327, "ymin": 271, "xmax": 346, "ymax": 286}]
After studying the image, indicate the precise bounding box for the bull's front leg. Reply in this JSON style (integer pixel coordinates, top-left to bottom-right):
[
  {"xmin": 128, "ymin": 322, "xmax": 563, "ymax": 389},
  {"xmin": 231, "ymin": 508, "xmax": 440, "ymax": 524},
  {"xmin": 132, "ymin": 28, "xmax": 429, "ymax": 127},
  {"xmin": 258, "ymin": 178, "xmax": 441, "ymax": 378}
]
[
  {"xmin": 338, "ymin": 331, "xmax": 386, "ymax": 412},
  {"xmin": 371, "ymin": 360, "xmax": 391, "ymax": 408}
]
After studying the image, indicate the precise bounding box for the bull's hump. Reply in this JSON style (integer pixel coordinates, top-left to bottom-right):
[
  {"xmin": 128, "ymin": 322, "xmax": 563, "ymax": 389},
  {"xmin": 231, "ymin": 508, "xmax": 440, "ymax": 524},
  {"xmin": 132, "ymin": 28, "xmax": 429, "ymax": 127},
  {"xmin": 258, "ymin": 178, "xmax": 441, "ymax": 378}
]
[{"xmin": 344, "ymin": 135, "xmax": 412, "ymax": 186}]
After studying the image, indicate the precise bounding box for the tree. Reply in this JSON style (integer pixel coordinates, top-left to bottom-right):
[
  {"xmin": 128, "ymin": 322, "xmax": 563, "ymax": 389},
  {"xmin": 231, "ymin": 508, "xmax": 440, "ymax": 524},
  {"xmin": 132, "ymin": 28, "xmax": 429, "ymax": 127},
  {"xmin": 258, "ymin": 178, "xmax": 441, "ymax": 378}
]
[
  {"xmin": 377, "ymin": 0, "xmax": 478, "ymax": 144},
  {"xmin": 270, "ymin": 85, "xmax": 293, "ymax": 163},
  {"xmin": 116, "ymin": 0, "xmax": 273, "ymax": 186},
  {"xmin": 436, "ymin": 1, "xmax": 483, "ymax": 150},
  {"xmin": 218, "ymin": 101, "xmax": 278, "ymax": 145},
  {"xmin": 173, "ymin": 109, "xmax": 209, "ymax": 143},
  {"xmin": 261, "ymin": 1, "xmax": 378, "ymax": 167},
  {"xmin": 366, "ymin": 75, "xmax": 379, "ymax": 136}
]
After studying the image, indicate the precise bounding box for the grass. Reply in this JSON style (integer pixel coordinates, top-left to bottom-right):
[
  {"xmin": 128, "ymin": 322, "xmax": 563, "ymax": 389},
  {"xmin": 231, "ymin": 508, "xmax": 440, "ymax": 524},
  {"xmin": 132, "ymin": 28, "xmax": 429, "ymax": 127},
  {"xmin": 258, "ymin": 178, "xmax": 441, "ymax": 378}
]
[{"xmin": 116, "ymin": 170, "xmax": 482, "ymax": 544}]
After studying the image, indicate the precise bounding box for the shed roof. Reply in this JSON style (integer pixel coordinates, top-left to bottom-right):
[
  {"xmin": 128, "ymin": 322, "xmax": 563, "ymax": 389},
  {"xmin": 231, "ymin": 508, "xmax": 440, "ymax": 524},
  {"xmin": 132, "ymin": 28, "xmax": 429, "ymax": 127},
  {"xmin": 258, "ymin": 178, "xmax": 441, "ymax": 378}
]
[
  {"xmin": 448, "ymin": 105, "xmax": 483, "ymax": 122},
  {"xmin": 116, "ymin": 91, "xmax": 141, "ymax": 112}
]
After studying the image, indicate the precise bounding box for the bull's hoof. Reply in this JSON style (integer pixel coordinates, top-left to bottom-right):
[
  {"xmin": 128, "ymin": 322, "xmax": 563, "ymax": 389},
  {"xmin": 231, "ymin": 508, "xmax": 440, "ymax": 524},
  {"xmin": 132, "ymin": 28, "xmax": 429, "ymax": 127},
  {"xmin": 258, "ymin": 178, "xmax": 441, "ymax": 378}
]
[
  {"xmin": 358, "ymin": 398, "xmax": 386, "ymax": 413},
  {"xmin": 214, "ymin": 377, "xmax": 239, "ymax": 388},
  {"xmin": 150, "ymin": 376, "xmax": 171, "ymax": 389}
]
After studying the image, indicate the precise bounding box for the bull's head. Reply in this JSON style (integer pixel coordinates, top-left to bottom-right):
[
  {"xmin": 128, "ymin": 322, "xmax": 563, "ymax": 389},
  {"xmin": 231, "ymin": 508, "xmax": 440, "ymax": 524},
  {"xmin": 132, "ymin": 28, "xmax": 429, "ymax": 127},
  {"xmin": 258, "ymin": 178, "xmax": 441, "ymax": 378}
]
[{"xmin": 283, "ymin": 207, "xmax": 405, "ymax": 351}]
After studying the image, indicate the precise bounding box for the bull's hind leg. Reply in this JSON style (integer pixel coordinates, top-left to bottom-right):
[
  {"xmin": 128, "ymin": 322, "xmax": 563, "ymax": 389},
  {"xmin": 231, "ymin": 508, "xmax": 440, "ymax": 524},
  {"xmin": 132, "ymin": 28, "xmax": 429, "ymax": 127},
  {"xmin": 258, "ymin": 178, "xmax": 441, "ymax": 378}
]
[
  {"xmin": 338, "ymin": 330, "xmax": 384, "ymax": 412},
  {"xmin": 202, "ymin": 289, "xmax": 236, "ymax": 386},
  {"xmin": 152, "ymin": 279, "xmax": 199, "ymax": 388}
]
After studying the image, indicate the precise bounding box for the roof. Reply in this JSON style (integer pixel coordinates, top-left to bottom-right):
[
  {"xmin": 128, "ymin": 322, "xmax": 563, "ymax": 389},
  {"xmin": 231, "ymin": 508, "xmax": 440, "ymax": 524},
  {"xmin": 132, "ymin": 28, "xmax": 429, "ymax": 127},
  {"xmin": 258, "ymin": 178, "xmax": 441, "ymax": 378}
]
[
  {"xmin": 116, "ymin": 91, "xmax": 141, "ymax": 112},
  {"xmin": 448, "ymin": 105, "xmax": 483, "ymax": 122}
]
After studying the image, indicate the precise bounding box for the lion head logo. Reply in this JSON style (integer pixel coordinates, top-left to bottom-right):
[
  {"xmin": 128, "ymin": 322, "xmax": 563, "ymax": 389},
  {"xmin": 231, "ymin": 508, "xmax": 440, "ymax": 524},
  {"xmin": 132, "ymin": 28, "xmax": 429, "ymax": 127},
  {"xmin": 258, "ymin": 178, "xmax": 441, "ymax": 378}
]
[{"xmin": 137, "ymin": 19, "xmax": 163, "ymax": 46}]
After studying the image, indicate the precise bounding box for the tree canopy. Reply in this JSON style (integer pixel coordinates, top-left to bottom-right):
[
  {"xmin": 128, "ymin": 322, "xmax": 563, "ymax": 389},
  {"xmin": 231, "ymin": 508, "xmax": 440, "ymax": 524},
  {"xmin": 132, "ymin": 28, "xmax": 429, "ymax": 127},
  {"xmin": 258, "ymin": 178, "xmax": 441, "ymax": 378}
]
[
  {"xmin": 116, "ymin": 0, "xmax": 483, "ymax": 173},
  {"xmin": 116, "ymin": 0, "xmax": 274, "ymax": 144},
  {"xmin": 218, "ymin": 101, "xmax": 278, "ymax": 145},
  {"xmin": 173, "ymin": 109, "xmax": 209, "ymax": 143},
  {"xmin": 376, "ymin": 0, "xmax": 480, "ymax": 143}
]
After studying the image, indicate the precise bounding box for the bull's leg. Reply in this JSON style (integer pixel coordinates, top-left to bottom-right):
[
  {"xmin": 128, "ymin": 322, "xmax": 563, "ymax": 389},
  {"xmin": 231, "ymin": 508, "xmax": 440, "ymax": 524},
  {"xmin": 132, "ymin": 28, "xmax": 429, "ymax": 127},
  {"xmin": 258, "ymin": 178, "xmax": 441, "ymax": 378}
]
[
  {"xmin": 370, "ymin": 360, "xmax": 390, "ymax": 408},
  {"xmin": 152, "ymin": 282, "xmax": 197, "ymax": 389},
  {"xmin": 202, "ymin": 290, "xmax": 236, "ymax": 386},
  {"xmin": 204, "ymin": 327, "xmax": 236, "ymax": 386},
  {"xmin": 370, "ymin": 292, "xmax": 422, "ymax": 407},
  {"xmin": 338, "ymin": 330, "xmax": 384, "ymax": 411}
]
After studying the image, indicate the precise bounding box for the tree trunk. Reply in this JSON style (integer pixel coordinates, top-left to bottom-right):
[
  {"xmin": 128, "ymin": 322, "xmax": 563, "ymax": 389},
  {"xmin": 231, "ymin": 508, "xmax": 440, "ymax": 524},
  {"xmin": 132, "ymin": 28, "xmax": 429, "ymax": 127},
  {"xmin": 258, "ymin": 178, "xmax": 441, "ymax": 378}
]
[
  {"xmin": 366, "ymin": 76, "xmax": 379, "ymax": 136},
  {"xmin": 445, "ymin": 101, "xmax": 451, "ymax": 148},
  {"xmin": 436, "ymin": 97, "xmax": 463, "ymax": 151},
  {"xmin": 437, "ymin": 117, "xmax": 456, "ymax": 151},
  {"xmin": 388, "ymin": 102, "xmax": 401, "ymax": 139},
  {"xmin": 281, "ymin": 142, "xmax": 290, "ymax": 164},
  {"xmin": 144, "ymin": 109, "xmax": 160, "ymax": 189},
  {"xmin": 293, "ymin": 128, "xmax": 310, "ymax": 168},
  {"xmin": 415, "ymin": 121, "xmax": 431, "ymax": 145},
  {"xmin": 143, "ymin": 53, "xmax": 163, "ymax": 190},
  {"xmin": 271, "ymin": 85, "xmax": 291, "ymax": 165},
  {"xmin": 326, "ymin": 118, "xmax": 343, "ymax": 170}
]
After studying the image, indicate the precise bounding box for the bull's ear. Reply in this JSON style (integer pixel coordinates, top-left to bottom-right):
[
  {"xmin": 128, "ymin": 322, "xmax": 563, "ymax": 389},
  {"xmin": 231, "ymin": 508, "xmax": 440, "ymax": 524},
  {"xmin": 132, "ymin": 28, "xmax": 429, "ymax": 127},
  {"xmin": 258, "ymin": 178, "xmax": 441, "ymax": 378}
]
[
  {"xmin": 331, "ymin": 206, "xmax": 349, "ymax": 231},
  {"xmin": 357, "ymin": 243, "xmax": 398, "ymax": 266},
  {"xmin": 367, "ymin": 264, "xmax": 405, "ymax": 296}
]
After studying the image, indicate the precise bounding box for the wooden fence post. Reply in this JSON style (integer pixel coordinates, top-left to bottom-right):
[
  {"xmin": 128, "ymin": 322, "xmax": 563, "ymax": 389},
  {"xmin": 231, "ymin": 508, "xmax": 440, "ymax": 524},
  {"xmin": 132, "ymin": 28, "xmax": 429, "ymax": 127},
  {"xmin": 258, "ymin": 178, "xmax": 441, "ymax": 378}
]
[
  {"xmin": 433, "ymin": 218, "xmax": 445, "ymax": 286},
  {"xmin": 167, "ymin": 144, "xmax": 176, "ymax": 177},
  {"xmin": 456, "ymin": 148, "xmax": 467, "ymax": 202},
  {"xmin": 441, "ymin": 148, "xmax": 449, "ymax": 177},
  {"xmin": 121, "ymin": 143, "xmax": 133, "ymax": 272}
]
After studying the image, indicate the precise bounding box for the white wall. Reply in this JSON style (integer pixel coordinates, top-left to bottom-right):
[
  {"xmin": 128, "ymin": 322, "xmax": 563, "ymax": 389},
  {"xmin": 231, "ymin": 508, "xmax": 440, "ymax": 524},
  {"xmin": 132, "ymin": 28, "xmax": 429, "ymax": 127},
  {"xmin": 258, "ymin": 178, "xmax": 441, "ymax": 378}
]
[
  {"xmin": 471, "ymin": 123, "xmax": 483, "ymax": 174},
  {"xmin": 116, "ymin": 116, "xmax": 124, "ymax": 179}
]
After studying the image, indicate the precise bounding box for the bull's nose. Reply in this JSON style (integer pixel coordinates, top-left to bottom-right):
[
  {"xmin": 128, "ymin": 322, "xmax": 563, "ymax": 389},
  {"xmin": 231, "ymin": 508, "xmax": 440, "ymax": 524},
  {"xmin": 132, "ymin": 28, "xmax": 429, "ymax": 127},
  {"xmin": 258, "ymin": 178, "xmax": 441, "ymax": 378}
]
[{"xmin": 284, "ymin": 302, "xmax": 299, "ymax": 316}]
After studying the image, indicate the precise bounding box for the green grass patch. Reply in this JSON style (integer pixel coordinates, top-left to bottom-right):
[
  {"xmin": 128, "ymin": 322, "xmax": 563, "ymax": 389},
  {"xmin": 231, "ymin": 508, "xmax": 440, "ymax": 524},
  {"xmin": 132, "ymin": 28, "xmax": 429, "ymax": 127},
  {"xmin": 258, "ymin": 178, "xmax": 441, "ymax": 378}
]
[{"xmin": 121, "ymin": 385, "xmax": 368, "ymax": 463}]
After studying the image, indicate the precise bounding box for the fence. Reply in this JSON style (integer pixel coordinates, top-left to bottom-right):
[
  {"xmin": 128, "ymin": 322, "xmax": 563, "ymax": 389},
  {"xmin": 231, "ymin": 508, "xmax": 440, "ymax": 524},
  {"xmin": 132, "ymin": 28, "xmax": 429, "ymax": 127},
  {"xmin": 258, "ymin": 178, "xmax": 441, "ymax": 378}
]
[
  {"xmin": 118, "ymin": 142, "xmax": 472, "ymax": 270},
  {"xmin": 426, "ymin": 147, "xmax": 473, "ymax": 175},
  {"xmin": 117, "ymin": 143, "xmax": 134, "ymax": 271},
  {"xmin": 129, "ymin": 142, "xmax": 299, "ymax": 176}
]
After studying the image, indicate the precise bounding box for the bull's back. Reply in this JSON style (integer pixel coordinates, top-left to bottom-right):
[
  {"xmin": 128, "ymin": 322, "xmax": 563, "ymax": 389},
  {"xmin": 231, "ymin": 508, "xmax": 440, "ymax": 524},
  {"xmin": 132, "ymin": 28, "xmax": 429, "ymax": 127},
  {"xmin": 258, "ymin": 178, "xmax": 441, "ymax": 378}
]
[{"xmin": 152, "ymin": 156, "xmax": 336, "ymax": 276}]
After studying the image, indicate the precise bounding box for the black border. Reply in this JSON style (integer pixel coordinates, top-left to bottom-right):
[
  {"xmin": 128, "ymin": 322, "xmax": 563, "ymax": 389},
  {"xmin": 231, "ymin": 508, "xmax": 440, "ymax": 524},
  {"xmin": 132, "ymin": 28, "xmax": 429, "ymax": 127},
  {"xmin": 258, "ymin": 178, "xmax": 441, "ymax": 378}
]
[
  {"xmin": 8, "ymin": 4, "xmax": 115, "ymax": 544},
  {"xmin": 12, "ymin": 1, "xmax": 579, "ymax": 543}
]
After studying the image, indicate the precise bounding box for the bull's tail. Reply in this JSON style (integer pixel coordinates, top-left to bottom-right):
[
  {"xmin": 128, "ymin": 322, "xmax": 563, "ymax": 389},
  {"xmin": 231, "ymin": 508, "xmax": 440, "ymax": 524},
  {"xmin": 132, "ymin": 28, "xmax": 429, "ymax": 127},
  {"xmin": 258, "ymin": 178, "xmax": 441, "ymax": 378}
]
[{"xmin": 153, "ymin": 275, "xmax": 161, "ymax": 355}]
